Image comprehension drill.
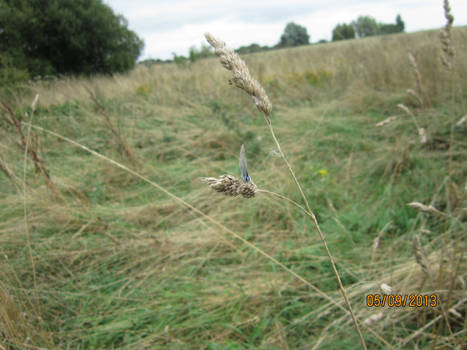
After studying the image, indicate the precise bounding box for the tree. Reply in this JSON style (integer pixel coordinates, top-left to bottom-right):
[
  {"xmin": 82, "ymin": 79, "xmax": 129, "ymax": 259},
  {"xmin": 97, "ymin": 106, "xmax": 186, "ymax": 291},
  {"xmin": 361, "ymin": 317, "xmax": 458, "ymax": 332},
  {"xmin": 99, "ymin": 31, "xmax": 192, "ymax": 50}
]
[
  {"xmin": 378, "ymin": 14, "xmax": 405, "ymax": 35},
  {"xmin": 278, "ymin": 22, "xmax": 310, "ymax": 47},
  {"xmin": 332, "ymin": 23, "xmax": 356, "ymax": 41},
  {"xmin": 396, "ymin": 14, "xmax": 405, "ymax": 32},
  {"xmin": 0, "ymin": 0, "xmax": 144, "ymax": 77},
  {"xmin": 379, "ymin": 24, "xmax": 399, "ymax": 35},
  {"xmin": 188, "ymin": 44, "xmax": 213, "ymax": 62},
  {"xmin": 171, "ymin": 53, "xmax": 187, "ymax": 65},
  {"xmin": 351, "ymin": 16, "xmax": 379, "ymax": 38}
]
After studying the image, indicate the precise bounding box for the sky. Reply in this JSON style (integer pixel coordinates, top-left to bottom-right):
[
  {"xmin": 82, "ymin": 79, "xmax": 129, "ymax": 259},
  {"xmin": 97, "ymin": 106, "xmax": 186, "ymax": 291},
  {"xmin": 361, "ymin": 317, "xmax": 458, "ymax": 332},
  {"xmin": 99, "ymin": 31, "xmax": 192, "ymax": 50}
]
[{"xmin": 103, "ymin": 0, "xmax": 467, "ymax": 60}]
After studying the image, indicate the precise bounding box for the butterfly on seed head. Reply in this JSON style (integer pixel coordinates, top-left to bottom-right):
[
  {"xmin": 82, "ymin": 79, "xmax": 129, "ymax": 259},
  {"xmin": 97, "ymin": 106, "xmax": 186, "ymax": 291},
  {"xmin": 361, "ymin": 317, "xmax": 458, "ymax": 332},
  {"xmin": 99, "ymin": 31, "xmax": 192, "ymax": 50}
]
[{"xmin": 239, "ymin": 144, "xmax": 251, "ymax": 183}]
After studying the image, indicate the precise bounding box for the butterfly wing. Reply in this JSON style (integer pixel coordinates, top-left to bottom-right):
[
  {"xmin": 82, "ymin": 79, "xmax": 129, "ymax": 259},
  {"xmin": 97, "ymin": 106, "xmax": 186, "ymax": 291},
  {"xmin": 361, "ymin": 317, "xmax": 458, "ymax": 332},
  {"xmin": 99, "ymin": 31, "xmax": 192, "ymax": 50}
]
[{"xmin": 239, "ymin": 144, "xmax": 250, "ymax": 182}]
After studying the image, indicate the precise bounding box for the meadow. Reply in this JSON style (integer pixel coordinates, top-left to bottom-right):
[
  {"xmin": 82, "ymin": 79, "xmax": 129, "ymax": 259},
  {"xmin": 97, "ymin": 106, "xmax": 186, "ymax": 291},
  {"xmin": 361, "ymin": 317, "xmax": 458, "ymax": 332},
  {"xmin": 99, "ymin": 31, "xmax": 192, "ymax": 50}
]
[{"xmin": 0, "ymin": 23, "xmax": 466, "ymax": 349}]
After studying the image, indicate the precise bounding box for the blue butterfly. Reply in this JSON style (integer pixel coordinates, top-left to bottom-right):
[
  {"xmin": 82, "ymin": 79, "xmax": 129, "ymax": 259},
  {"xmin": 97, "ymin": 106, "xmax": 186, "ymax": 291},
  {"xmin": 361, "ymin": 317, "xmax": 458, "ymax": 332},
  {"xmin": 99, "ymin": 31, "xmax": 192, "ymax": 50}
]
[{"xmin": 239, "ymin": 144, "xmax": 251, "ymax": 183}]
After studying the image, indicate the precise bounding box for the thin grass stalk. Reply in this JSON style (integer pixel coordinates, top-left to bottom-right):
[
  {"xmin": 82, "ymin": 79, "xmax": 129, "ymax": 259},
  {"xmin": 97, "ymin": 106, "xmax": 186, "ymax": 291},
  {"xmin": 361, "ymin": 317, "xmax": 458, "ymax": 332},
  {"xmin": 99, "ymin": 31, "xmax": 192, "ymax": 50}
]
[
  {"xmin": 267, "ymin": 119, "xmax": 367, "ymax": 349},
  {"xmin": 407, "ymin": 53, "xmax": 425, "ymax": 107},
  {"xmin": 86, "ymin": 87, "xmax": 140, "ymax": 166},
  {"xmin": 439, "ymin": 0, "xmax": 462, "ymax": 182},
  {"xmin": 22, "ymin": 96, "xmax": 40, "ymax": 317},
  {"xmin": 0, "ymin": 100, "xmax": 56, "ymax": 192},
  {"xmin": 205, "ymin": 32, "xmax": 367, "ymax": 349},
  {"xmin": 0, "ymin": 152, "xmax": 18, "ymax": 190},
  {"xmin": 412, "ymin": 235, "xmax": 430, "ymax": 276},
  {"xmin": 257, "ymin": 189, "xmax": 311, "ymax": 218}
]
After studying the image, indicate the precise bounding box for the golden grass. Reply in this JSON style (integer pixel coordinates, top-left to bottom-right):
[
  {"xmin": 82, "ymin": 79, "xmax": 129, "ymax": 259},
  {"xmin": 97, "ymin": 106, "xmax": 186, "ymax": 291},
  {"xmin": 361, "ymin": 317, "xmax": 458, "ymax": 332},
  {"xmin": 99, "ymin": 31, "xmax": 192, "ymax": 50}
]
[{"xmin": 21, "ymin": 27, "xmax": 467, "ymax": 109}]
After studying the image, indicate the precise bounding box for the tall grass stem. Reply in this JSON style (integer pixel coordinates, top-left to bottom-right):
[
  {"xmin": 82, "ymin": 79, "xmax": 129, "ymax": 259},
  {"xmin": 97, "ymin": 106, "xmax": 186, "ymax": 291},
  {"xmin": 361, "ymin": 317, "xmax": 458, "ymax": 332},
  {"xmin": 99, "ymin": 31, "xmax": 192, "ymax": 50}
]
[{"xmin": 205, "ymin": 32, "xmax": 367, "ymax": 349}]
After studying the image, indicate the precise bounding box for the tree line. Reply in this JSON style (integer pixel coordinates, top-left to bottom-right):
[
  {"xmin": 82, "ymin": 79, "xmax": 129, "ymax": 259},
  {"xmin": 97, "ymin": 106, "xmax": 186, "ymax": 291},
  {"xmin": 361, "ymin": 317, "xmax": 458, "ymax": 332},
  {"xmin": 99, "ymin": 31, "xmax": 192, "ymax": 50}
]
[
  {"xmin": 237, "ymin": 14, "xmax": 405, "ymax": 53},
  {"xmin": 333, "ymin": 15, "xmax": 405, "ymax": 41},
  {"xmin": 0, "ymin": 0, "xmax": 406, "ymax": 84},
  {"xmin": 163, "ymin": 14, "xmax": 406, "ymax": 64}
]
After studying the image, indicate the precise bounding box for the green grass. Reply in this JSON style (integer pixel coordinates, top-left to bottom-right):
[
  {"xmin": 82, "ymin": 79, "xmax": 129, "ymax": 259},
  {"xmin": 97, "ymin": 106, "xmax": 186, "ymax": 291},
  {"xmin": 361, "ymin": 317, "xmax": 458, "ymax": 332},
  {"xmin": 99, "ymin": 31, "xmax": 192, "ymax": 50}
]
[{"xmin": 0, "ymin": 27, "xmax": 466, "ymax": 349}]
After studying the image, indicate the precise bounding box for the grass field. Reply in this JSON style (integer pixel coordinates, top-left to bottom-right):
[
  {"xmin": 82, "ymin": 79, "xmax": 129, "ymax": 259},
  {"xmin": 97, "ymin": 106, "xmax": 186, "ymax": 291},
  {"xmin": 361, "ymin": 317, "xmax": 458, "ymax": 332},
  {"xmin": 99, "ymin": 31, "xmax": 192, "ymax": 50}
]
[{"xmin": 0, "ymin": 23, "xmax": 466, "ymax": 349}]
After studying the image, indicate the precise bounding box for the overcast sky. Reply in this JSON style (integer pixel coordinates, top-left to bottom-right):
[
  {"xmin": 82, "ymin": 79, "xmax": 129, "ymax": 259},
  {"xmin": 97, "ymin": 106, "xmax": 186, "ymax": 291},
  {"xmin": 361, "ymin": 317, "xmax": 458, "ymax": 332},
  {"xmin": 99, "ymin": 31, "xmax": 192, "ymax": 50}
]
[{"xmin": 103, "ymin": 0, "xmax": 467, "ymax": 60}]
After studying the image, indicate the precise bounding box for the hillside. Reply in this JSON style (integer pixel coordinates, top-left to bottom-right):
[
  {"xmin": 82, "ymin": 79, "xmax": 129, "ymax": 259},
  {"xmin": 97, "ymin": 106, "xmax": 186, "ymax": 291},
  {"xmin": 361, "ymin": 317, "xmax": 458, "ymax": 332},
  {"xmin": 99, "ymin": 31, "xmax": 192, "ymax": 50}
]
[{"xmin": 1, "ymin": 26, "xmax": 466, "ymax": 349}]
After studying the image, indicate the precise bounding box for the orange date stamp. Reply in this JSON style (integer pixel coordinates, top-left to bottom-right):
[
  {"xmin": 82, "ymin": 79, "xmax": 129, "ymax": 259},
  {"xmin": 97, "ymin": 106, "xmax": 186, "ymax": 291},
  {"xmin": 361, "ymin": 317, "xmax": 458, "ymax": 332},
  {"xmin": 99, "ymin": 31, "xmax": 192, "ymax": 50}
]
[{"xmin": 366, "ymin": 294, "xmax": 440, "ymax": 308}]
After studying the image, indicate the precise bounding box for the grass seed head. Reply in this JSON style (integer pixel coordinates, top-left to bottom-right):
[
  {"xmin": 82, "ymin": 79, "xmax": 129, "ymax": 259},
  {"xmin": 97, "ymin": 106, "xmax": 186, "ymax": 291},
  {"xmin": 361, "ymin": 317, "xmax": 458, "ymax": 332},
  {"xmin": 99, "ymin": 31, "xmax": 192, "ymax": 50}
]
[
  {"xmin": 376, "ymin": 115, "xmax": 398, "ymax": 127},
  {"xmin": 408, "ymin": 202, "xmax": 442, "ymax": 215},
  {"xmin": 418, "ymin": 127, "xmax": 427, "ymax": 144},
  {"xmin": 408, "ymin": 53, "xmax": 423, "ymax": 104},
  {"xmin": 238, "ymin": 182, "xmax": 257, "ymax": 198},
  {"xmin": 449, "ymin": 308, "xmax": 462, "ymax": 319},
  {"xmin": 372, "ymin": 236, "xmax": 380, "ymax": 250},
  {"xmin": 204, "ymin": 32, "xmax": 272, "ymax": 116},
  {"xmin": 202, "ymin": 175, "xmax": 257, "ymax": 198},
  {"xmin": 455, "ymin": 115, "xmax": 466, "ymax": 126},
  {"xmin": 380, "ymin": 283, "xmax": 393, "ymax": 294},
  {"xmin": 362, "ymin": 312, "xmax": 383, "ymax": 328},
  {"xmin": 412, "ymin": 235, "xmax": 430, "ymax": 275},
  {"xmin": 406, "ymin": 89, "xmax": 423, "ymax": 107},
  {"xmin": 440, "ymin": 0, "xmax": 455, "ymax": 69},
  {"xmin": 397, "ymin": 103, "xmax": 413, "ymax": 117}
]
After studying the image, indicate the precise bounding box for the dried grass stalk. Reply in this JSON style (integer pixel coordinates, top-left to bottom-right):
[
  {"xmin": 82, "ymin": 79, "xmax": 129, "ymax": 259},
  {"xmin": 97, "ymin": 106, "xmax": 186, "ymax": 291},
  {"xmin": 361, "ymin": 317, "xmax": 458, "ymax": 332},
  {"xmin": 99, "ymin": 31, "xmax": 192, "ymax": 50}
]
[
  {"xmin": 362, "ymin": 312, "xmax": 383, "ymax": 328},
  {"xmin": 456, "ymin": 276, "xmax": 465, "ymax": 289},
  {"xmin": 418, "ymin": 127, "xmax": 427, "ymax": 144},
  {"xmin": 376, "ymin": 116, "xmax": 398, "ymax": 127},
  {"xmin": 86, "ymin": 88, "xmax": 140, "ymax": 166},
  {"xmin": 380, "ymin": 283, "xmax": 393, "ymax": 295},
  {"xmin": 372, "ymin": 237, "xmax": 380, "ymax": 251},
  {"xmin": 397, "ymin": 104, "xmax": 427, "ymax": 143},
  {"xmin": 205, "ymin": 33, "xmax": 367, "ymax": 349},
  {"xmin": 440, "ymin": 0, "xmax": 455, "ymax": 69},
  {"xmin": 204, "ymin": 33, "xmax": 272, "ymax": 116},
  {"xmin": 455, "ymin": 115, "xmax": 466, "ymax": 126},
  {"xmin": 0, "ymin": 153, "xmax": 15, "ymax": 185},
  {"xmin": 412, "ymin": 235, "xmax": 430, "ymax": 275},
  {"xmin": 448, "ymin": 308, "xmax": 462, "ymax": 319},
  {"xmin": 406, "ymin": 89, "xmax": 423, "ymax": 107},
  {"xmin": 397, "ymin": 103, "xmax": 413, "ymax": 118},
  {"xmin": 371, "ymin": 221, "xmax": 391, "ymax": 262},
  {"xmin": 408, "ymin": 202, "xmax": 442, "ymax": 215},
  {"xmin": 419, "ymin": 228, "xmax": 432, "ymax": 235},
  {"xmin": 202, "ymin": 175, "xmax": 257, "ymax": 198},
  {"xmin": 31, "ymin": 94, "xmax": 39, "ymax": 112},
  {"xmin": 408, "ymin": 53, "xmax": 424, "ymax": 107},
  {"xmin": 0, "ymin": 97, "xmax": 56, "ymax": 191}
]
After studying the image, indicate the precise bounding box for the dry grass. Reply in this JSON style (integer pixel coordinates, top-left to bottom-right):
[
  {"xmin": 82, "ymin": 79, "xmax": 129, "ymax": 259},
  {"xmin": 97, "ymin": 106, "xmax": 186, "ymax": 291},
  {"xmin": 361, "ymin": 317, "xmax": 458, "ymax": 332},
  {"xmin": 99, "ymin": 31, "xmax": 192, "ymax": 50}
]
[
  {"xmin": 18, "ymin": 27, "xmax": 467, "ymax": 110},
  {"xmin": 0, "ymin": 21, "xmax": 466, "ymax": 349}
]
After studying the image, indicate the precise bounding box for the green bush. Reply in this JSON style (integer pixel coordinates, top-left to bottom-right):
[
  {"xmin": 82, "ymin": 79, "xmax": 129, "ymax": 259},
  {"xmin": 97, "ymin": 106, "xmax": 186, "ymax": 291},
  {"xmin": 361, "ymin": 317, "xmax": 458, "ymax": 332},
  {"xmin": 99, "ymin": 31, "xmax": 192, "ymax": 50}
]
[
  {"xmin": 0, "ymin": 0, "xmax": 144, "ymax": 77},
  {"xmin": 0, "ymin": 55, "xmax": 30, "ymax": 87}
]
